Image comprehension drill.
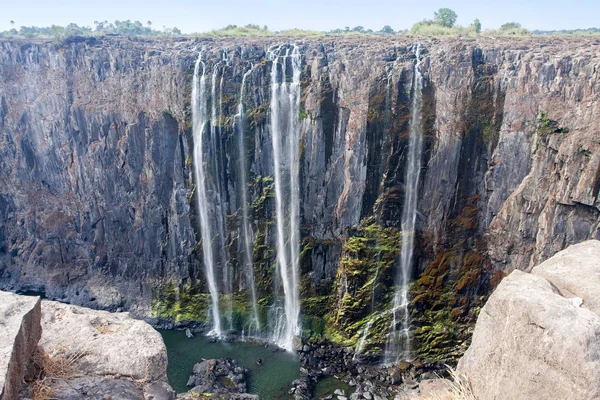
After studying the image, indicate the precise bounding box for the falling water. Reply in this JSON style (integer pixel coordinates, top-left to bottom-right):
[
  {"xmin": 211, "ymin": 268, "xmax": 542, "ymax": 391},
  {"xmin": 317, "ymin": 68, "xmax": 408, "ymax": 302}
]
[
  {"xmin": 192, "ymin": 53, "xmax": 222, "ymax": 337},
  {"xmin": 210, "ymin": 62, "xmax": 233, "ymax": 331},
  {"xmin": 268, "ymin": 45, "xmax": 302, "ymax": 352},
  {"xmin": 236, "ymin": 66, "xmax": 261, "ymax": 334},
  {"xmin": 353, "ymin": 318, "xmax": 374, "ymax": 360},
  {"xmin": 355, "ymin": 240, "xmax": 382, "ymax": 359},
  {"xmin": 355, "ymin": 72, "xmax": 394, "ymax": 361},
  {"xmin": 385, "ymin": 44, "xmax": 424, "ymax": 364}
]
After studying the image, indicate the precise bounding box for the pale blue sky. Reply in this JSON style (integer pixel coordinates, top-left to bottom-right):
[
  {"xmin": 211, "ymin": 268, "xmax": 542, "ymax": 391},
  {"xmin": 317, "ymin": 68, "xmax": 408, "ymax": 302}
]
[{"xmin": 1, "ymin": 0, "xmax": 598, "ymax": 33}]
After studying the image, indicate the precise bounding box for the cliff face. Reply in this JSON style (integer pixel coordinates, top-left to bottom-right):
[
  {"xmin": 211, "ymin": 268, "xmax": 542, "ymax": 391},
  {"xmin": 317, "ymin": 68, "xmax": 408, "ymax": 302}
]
[{"xmin": 1, "ymin": 36, "xmax": 599, "ymax": 360}]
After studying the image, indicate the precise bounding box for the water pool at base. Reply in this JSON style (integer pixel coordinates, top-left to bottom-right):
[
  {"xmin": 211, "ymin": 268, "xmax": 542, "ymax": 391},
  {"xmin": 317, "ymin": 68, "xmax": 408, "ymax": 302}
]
[{"xmin": 159, "ymin": 330, "xmax": 300, "ymax": 399}]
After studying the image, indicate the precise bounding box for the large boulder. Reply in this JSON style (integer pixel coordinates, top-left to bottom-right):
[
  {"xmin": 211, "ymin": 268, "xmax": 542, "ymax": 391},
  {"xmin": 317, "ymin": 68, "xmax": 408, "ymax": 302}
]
[
  {"xmin": 38, "ymin": 300, "xmax": 168, "ymax": 381},
  {"xmin": 0, "ymin": 291, "xmax": 41, "ymax": 400},
  {"xmin": 457, "ymin": 268, "xmax": 600, "ymax": 399},
  {"xmin": 531, "ymin": 240, "xmax": 600, "ymax": 315},
  {"xmin": 185, "ymin": 358, "xmax": 251, "ymax": 396}
]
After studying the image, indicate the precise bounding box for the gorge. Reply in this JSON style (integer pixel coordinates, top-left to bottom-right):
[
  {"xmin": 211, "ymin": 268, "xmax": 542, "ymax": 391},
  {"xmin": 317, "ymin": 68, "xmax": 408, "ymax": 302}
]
[{"xmin": 0, "ymin": 35, "xmax": 599, "ymax": 370}]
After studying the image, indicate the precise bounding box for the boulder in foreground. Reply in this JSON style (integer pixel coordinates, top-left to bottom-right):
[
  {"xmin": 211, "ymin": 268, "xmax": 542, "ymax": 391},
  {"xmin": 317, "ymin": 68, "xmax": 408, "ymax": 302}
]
[
  {"xmin": 531, "ymin": 240, "xmax": 600, "ymax": 315},
  {"xmin": 458, "ymin": 240, "xmax": 600, "ymax": 400},
  {"xmin": 39, "ymin": 300, "xmax": 168, "ymax": 381},
  {"xmin": 0, "ymin": 292, "xmax": 41, "ymax": 400}
]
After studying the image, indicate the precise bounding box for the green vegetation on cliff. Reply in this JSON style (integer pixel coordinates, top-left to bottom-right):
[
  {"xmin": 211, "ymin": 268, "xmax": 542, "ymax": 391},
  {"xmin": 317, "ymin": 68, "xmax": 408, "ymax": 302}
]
[
  {"xmin": 324, "ymin": 219, "xmax": 400, "ymax": 352},
  {"xmin": 152, "ymin": 282, "xmax": 270, "ymax": 330},
  {"xmin": 152, "ymin": 282, "xmax": 210, "ymax": 322}
]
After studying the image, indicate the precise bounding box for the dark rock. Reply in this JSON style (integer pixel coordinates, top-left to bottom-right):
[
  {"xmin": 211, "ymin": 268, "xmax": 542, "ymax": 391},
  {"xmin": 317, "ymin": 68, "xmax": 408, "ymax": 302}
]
[{"xmin": 186, "ymin": 358, "xmax": 249, "ymax": 396}]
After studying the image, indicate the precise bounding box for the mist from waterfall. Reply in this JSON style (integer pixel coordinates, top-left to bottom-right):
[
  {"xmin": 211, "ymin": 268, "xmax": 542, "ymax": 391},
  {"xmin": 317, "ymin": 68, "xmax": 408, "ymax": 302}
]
[
  {"xmin": 268, "ymin": 45, "xmax": 302, "ymax": 352},
  {"xmin": 385, "ymin": 44, "xmax": 424, "ymax": 364}
]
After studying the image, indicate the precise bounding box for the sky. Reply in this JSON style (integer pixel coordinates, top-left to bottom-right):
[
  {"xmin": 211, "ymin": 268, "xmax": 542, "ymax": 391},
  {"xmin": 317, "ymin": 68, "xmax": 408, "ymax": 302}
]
[{"xmin": 1, "ymin": 0, "xmax": 599, "ymax": 33}]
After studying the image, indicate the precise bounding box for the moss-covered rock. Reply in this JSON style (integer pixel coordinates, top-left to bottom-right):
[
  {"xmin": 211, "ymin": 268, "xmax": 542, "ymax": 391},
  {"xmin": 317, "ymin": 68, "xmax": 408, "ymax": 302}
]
[
  {"xmin": 327, "ymin": 218, "xmax": 400, "ymax": 349},
  {"xmin": 151, "ymin": 282, "xmax": 210, "ymax": 323}
]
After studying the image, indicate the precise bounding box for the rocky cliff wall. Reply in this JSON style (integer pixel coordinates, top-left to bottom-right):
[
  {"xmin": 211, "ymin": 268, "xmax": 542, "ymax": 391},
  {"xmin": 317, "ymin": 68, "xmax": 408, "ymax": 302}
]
[{"xmin": 1, "ymin": 35, "xmax": 599, "ymax": 361}]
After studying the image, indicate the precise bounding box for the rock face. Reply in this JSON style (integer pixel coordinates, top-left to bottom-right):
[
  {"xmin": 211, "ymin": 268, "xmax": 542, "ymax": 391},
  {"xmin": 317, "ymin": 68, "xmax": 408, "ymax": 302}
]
[
  {"xmin": 0, "ymin": 291, "xmax": 41, "ymax": 400},
  {"xmin": 457, "ymin": 240, "xmax": 600, "ymax": 400},
  {"xmin": 0, "ymin": 36, "xmax": 599, "ymax": 359}
]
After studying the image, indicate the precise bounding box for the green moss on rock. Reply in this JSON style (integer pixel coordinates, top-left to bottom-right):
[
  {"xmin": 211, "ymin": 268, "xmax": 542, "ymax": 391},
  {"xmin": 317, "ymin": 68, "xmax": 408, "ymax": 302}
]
[
  {"xmin": 327, "ymin": 218, "xmax": 400, "ymax": 349},
  {"xmin": 151, "ymin": 282, "xmax": 210, "ymax": 322}
]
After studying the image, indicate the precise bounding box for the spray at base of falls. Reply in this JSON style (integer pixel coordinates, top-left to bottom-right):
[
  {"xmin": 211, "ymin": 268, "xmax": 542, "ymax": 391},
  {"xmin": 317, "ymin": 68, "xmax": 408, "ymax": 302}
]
[
  {"xmin": 385, "ymin": 44, "xmax": 424, "ymax": 364},
  {"xmin": 268, "ymin": 45, "xmax": 302, "ymax": 352},
  {"xmin": 192, "ymin": 53, "xmax": 222, "ymax": 337},
  {"xmin": 236, "ymin": 65, "xmax": 261, "ymax": 335}
]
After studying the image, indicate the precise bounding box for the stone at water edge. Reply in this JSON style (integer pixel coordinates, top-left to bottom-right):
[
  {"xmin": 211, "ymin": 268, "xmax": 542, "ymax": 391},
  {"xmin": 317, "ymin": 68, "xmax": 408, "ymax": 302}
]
[
  {"xmin": 185, "ymin": 358, "xmax": 250, "ymax": 395},
  {"xmin": 0, "ymin": 291, "xmax": 42, "ymax": 400},
  {"xmin": 457, "ymin": 267, "xmax": 600, "ymax": 400}
]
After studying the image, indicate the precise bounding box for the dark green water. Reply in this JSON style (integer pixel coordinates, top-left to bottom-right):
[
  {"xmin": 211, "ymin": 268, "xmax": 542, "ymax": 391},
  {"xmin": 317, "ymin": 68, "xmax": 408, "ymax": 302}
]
[
  {"xmin": 159, "ymin": 330, "xmax": 300, "ymax": 399},
  {"xmin": 313, "ymin": 376, "xmax": 355, "ymax": 399}
]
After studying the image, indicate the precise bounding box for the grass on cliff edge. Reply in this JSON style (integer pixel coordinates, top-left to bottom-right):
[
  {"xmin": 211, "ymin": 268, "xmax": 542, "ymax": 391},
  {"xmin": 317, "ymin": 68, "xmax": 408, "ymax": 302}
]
[
  {"xmin": 199, "ymin": 24, "xmax": 324, "ymax": 37},
  {"xmin": 424, "ymin": 366, "xmax": 476, "ymax": 400}
]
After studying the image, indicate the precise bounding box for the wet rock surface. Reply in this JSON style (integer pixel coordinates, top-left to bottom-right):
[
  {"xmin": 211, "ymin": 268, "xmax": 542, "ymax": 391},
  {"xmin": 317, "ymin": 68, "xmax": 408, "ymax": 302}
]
[{"xmin": 296, "ymin": 339, "xmax": 448, "ymax": 400}]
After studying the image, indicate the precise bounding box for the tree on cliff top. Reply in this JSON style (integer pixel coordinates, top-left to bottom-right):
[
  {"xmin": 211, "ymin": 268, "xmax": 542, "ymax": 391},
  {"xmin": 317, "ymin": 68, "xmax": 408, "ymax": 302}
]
[
  {"xmin": 497, "ymin": 22, "xmax": 529, "ymax": 35},
  {"xmin": 379, "ymin": 25, "xmax": 395, "ymax": 34},
  {"xmin": 434, "ymin": 8, "xmax": 458, "ymax": 28},
  {"xmin": 500, "ymin": 22, "xmax": 522, "ymax": 30}
]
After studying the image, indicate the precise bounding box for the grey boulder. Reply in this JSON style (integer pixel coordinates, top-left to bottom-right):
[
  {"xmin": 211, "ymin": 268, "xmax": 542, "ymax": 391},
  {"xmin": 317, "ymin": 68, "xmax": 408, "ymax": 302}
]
[
  {"xmin": 0, "ymin": 291, "xmax": 41, "ymax": 400},
  {"xmin": 458, "ymin": 266, "xmax": 600, "ymax": 399}
]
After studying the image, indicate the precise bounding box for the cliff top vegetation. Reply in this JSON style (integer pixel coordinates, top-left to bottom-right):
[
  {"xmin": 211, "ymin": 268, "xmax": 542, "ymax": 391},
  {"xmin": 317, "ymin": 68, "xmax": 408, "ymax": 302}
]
[{"xmin": 2, "ymin": 8, "xmax": 600, "ymax": 40}]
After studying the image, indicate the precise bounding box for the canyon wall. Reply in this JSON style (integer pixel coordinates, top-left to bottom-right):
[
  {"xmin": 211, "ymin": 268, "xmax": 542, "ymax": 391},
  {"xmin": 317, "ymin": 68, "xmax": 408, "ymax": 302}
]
[{"xmin": 0, "ymin": 35, "xmax": 598, "ymax": 361}]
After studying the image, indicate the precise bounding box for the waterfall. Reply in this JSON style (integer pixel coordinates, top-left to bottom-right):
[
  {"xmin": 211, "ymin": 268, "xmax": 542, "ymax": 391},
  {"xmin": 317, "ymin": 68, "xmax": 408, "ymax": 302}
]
[
  {"xmin": 268, "ymin": 45, "xmax": 302, "ymax": 352},
  {"xmin": 354, "ymin": 318, "xmax": 374, "ymax": 360},
  {"xmin": 236, "ymin": 66, "xmax": 261, "ymax": 335},
  {"xmin": 192, "ymin": 53, "xmax": 222, "ymax": 337},
  {"xmin": 385, "ymin": 44, "xmax": 424, "ymax": 364},
  {"xmin": 210, "ymin": 61, "xmax": 233, "ymax": 331}
]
